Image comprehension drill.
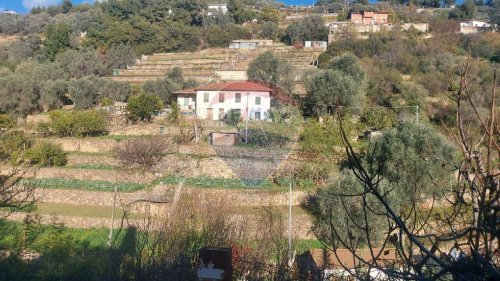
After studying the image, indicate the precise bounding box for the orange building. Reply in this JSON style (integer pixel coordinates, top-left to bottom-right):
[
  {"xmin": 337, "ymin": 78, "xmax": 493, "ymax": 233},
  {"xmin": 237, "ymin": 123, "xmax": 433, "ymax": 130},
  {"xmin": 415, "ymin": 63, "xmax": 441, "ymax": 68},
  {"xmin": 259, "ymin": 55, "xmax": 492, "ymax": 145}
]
[{"xmin": 350, "ymin": 10, "xmax": 388, "ymax": 25}]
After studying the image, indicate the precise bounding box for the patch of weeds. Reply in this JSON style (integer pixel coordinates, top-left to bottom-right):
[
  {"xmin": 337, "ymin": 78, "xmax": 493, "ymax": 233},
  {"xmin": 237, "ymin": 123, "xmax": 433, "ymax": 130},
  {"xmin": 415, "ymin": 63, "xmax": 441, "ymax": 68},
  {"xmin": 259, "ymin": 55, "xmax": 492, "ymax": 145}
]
[
  {"xmin": 66, "ymin": 163, "xmax": 117, "ymax": 170},
  {"xmin": 22, "ymin": 178, "xmax": 146, "ymax": 192}
]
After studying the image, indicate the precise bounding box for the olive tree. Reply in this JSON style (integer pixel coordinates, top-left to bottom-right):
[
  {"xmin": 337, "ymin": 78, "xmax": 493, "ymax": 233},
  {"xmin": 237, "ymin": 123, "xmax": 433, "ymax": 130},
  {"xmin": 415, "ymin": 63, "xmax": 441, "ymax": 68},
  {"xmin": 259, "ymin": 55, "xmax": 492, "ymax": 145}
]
[
  {"xmin": 55, "ymin": 48, "xmax": 105, "ymax": 79},
  {"xmin": 328, "ymin": 53, "xmax": 366, "ymax": 83},
  {"xmin": 247, "ymin": 51, "xmax": 295, "ymax": 94},
  {"xmin": 105, "ymin": 43, "xmax": 136, "ymax": 71},
  {"xmin": 308, "ymin": 60, "xmax": 500, "ymax": 280},
  {"xmin": 39, "ymin": 79, "xmax": 68, "ymax": 110},
  {"xmin": 304, "ymin": 70, "xmax": 363, "ymax": 115},
  {"xmin": 68, "ymin": 76, "xmax": 101, "ymax": 109}
]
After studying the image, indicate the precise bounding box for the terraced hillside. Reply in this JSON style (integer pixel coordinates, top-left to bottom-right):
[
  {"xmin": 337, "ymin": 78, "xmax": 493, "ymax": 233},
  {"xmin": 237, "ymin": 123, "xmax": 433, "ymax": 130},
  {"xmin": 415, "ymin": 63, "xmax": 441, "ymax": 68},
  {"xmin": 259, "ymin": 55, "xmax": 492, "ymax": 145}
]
[
  {"xmin": 4, "ymin": 119, "xmax": 330, "ymax": 239},
  {"xmin": 110, "ymin": 46, "xmax": 324, "ymax": 85}
]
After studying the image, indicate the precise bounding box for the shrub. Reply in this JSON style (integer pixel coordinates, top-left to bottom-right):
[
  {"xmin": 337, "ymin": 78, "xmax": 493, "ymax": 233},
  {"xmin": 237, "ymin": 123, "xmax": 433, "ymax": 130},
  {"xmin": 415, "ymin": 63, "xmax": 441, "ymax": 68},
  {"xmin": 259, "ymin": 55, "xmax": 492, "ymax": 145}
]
[
  {"xmin": 0, "ymin": 132, "xmax": 33, "ymax": 162},
  {"xmin": 174, "ymin": 121, "xmax": 194, "ymax": 144},
  {"xmin": 273, "ymin": 162, "xmax": 332, "ymax": 189},
  {"xmin": 126, "ymin": 94, "xmax": 163, "ymax": 123},
  {"xmin": 267, "ymin": 105, "xmax": 303, "ymax": 124},
  {"xmin": 47, "ymin": 110, "xmax": 109, "ymax": 137},
  {"xmin": 224, "ymin": 109, "xmax": 241, "ymax": 126},
  {"xmin": 299, "ymin": 116, "xmax": 357, "ymax": 155},
  {"xmin": 0, "ymin": 114, "xmax": 15, "ymax": 131},
  {"xmin": 245, "ymin": 129, "xmax": 290, "ymax": 148},
  {"xmin": 100, "ymin": 97, "xmax": 113, "ymax": 106},
  {"xmin": 168, "ymin": 102, "xmax": 180, "ymax": 123},
  {"xmin": 36, "ymin": 122, "xmax": 52, "ymax": 137},
  {"xmin": 114, "ymin": 136, "xmax": 172, "ymax": 171},
  {"xmin": 360, "ymin": 107, "xmax": 397, "ymax": 131},
  {"xmin": 25, "ymin": 141, "xmax": 67, "ymax": 166}
]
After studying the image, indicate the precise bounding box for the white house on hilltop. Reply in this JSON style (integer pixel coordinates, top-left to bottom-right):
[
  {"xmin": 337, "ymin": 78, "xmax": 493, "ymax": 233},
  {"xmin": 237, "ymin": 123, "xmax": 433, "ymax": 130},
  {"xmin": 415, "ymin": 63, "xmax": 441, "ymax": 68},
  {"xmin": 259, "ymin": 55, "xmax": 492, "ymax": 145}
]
[
  {"xmin": 460, "ymin": 20, "xmax": 492, "ymax": 34},
  {"xmin": 207, "ymin": 3, "xmax": 228, "ymax": 15}
]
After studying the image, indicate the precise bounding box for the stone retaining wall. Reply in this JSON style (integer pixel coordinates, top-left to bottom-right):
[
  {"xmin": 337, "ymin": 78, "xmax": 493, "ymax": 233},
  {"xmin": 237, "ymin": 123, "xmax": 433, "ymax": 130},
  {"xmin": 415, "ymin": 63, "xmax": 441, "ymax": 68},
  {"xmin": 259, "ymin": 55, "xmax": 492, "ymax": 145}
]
[
  {"xmin": 157, "ymin": 155, "xmax": 236, "ymax": 178},
  {"xmin": 51, "ymin": 138, "xmax": 117, "ymax": 153},
  {"xmin": 31, "ymin": 167, "xmax": 155, "ymax": 184},
  {"xmin": 67, "ymin": 154, "xmax": 119, "ymax": 166},
  {"xmin": 182, "ymin": 187, "xmax": 307, "ymax": 206},
  {"xmin": 109, "ymin": 124, "xmax": 181, "ymax": 136},
  {"xmin": 36, "ymin": 185, "xmax": 308, "ymax": 207}
]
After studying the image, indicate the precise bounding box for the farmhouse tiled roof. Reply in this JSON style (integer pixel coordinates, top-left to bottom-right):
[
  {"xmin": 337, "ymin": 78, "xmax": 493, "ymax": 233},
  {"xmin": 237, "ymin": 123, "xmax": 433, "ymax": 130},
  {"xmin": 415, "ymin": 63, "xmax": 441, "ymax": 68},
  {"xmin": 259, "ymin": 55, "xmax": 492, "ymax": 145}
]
[
  {"xmin": 195, "ymin": 81, "xmax": 272, "ymax": 92},
  {"xmin": 174, "ymin": 87, "xmax": 197, "ymax": 95}
]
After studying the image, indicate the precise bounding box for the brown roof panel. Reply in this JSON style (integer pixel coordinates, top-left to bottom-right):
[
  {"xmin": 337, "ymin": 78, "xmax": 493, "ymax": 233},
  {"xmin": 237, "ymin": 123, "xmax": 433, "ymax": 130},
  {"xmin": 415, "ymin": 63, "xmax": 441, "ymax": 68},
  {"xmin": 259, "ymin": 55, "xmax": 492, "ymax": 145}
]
[{"xmin": 174, "ymin": 87, "xmax": 197, "ymax": 95}]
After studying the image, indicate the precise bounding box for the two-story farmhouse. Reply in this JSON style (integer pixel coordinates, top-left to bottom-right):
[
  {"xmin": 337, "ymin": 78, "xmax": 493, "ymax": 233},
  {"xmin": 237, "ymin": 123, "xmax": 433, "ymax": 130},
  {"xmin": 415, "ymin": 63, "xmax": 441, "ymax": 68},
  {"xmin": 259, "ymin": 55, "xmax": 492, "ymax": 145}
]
[
  {"xmin": 174, "ymin": 81, "xmax": 273, "ymax": 121},
  {"xmin": 350, "ymin": 10, "xmax": 388, "ymax": 25}
]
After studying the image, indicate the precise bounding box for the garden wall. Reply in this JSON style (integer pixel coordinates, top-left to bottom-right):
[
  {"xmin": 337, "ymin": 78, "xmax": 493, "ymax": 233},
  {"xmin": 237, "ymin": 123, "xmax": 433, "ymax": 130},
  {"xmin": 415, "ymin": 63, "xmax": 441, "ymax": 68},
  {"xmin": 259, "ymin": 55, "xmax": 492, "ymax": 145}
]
[
  {"xmin": 36, "ymin": 185, "xmax": 307, "ymax": 207},
  {"xmin": 30, "ymin": 167, "xmax": 155, "ymax": 184}
]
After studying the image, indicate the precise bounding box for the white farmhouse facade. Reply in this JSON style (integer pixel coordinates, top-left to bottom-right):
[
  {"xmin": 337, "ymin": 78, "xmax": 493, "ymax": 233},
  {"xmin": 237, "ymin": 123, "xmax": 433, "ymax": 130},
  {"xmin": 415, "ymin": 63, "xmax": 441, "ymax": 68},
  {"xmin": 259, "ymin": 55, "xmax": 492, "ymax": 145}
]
[
  {"xmin": 194, "ymin": 81, "xmax": 273, "ymax": 121},
  {"xmin": 173, "ymin": 88, "xmax": 197, "ymax": 112}
]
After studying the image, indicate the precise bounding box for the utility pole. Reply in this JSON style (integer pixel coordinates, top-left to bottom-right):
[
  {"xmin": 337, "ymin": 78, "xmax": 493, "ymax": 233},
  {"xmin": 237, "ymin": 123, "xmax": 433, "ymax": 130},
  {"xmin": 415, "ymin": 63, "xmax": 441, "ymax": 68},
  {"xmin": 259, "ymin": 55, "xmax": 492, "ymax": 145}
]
[
  {"xmin": 108, "ymin": 184, "xmax": 118, "ymax": 247},
  {"xmin": 288, "ymin": 182, "xmax": 296, "ymax": 268},
  {"xmin": 288, "ymin": 182, "xmax": 292, "ymax": 258},
  {"xmin": 245, "ymin": 92, "xmax": 249, "ymax": 144}
]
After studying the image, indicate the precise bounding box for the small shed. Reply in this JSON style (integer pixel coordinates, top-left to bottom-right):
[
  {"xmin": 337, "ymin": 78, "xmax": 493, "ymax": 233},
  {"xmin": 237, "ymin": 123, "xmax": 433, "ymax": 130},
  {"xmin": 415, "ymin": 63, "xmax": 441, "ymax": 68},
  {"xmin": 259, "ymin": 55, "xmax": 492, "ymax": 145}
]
[
  {"xmin": 103, "ymin": 102, "xmax": 127, "ymax": 115},
  {"xmin": 304, "ymin": 41, "xmax": 328, "ymax": 49},
  {"xmin": 229, "ymin": 39, "xmax": 273, "ymax": 49},
  {"xmin": 304, "ymin": 248, "xmax": 397, "ymax": 281},
  {"xmin": 207, "ymin": 3, "xmax": 228, "ymax": 15},
  {"xmin": 210, "ymin": 132, "xmax": 240, "ymax": 146}
]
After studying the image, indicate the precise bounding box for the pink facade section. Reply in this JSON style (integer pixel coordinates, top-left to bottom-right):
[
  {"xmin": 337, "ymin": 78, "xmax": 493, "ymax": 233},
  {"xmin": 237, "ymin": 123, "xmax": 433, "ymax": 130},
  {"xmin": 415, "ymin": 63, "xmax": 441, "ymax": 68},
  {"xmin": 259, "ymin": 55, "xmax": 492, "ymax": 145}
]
[{"xmin": 350, "ymin": 11, "xmax": 388, "ymax": 25}]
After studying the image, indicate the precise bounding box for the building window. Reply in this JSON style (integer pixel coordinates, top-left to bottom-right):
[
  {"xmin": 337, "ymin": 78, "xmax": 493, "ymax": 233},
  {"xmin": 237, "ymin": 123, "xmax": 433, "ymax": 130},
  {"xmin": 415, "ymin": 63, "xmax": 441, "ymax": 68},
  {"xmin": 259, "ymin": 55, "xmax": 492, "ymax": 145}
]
[
  {"xmin": 219, "ymin": 108, "xmax": 225, "ymax": 120},
  {"xmin": 219, "ymin": 92, "xmax": 225, "ymax": 103},
  {"xmin": 203, "ymin": 92, "xmax": 209, "ymax": 103},
  {"xmin": 255, "ymin": 111, "xmax": 261, "ymax": 120},
  {"xmin": 183, "ymin": 97, "xmax": 189, "ymax": 106},
  {"xmin": 235, "ymin": 93, "xmax": 241, "ymax": 103},
  {"xmin": 255, "ymin": 96, "xmax": 261, "ymax": 105}
]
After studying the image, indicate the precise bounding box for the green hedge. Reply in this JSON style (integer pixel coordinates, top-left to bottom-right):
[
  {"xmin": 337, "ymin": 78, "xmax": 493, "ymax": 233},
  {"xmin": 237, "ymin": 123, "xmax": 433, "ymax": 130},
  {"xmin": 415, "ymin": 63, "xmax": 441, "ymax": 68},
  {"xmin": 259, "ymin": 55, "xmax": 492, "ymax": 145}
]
[
  {"xmin": 158, "ymin": 175, "xmax": 274, "ymax": 189},
  {"xmin": 43, "ymin": 109, "xmax": 108, "ymax": 137},
  {"xmin": 66, "ymin": 163, "xmax": 117, "ymax": 170},
  {"xmin": 22, "ymin": 178, "xmax": 146, "ymax": 192}
]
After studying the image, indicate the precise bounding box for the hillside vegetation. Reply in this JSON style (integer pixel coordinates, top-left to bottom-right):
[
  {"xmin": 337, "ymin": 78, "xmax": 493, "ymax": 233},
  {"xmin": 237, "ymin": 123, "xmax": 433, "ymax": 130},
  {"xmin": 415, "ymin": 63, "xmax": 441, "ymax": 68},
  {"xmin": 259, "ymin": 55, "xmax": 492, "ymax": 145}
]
[{"xmin": 0, "ymin": 0, "xmax": 499, "ymax": 280}]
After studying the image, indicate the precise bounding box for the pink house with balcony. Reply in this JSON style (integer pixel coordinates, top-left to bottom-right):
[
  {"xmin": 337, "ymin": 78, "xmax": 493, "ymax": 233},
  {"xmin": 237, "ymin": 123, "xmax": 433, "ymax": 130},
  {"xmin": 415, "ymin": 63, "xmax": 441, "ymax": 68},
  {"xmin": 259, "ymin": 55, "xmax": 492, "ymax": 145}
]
[
  {"xmin": 350, "ymin": 10, "xmax": 388, "ymax": 25},
  {"xmin": 193, "ymin": 81, "xmax": 273, "ymax": 121}
]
